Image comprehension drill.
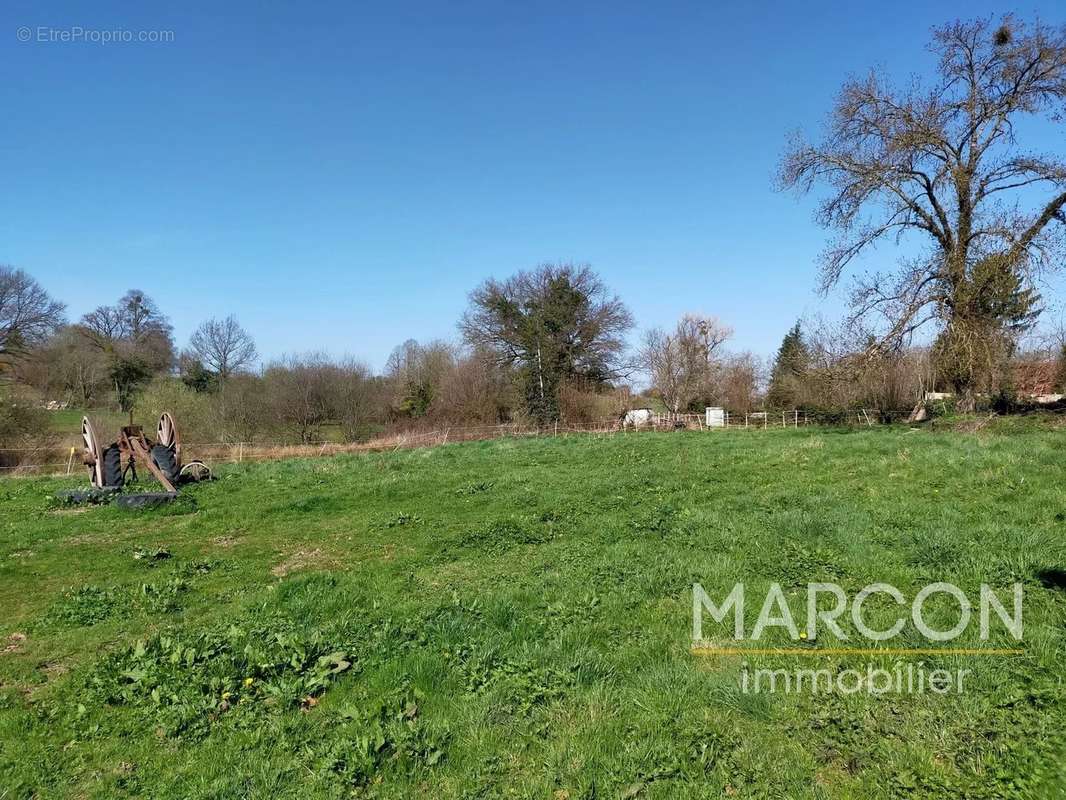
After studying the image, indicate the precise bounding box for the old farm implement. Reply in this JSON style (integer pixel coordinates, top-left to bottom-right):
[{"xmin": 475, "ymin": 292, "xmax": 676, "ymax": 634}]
[{"xmin": 67, "ymin": 412, "xmax": 211, "ymax": 507}]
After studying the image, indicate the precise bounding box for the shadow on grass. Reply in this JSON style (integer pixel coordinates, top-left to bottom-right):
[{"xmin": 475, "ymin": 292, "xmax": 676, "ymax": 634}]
[{"xmin": 1035, "ymin": 567, "xmax": 1066, "ymax": 591}]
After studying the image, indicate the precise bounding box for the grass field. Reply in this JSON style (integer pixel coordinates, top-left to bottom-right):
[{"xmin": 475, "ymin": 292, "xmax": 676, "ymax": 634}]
[{"xmin": 1, "ymin": 426, "xmax": 1064, "ymax": 798}]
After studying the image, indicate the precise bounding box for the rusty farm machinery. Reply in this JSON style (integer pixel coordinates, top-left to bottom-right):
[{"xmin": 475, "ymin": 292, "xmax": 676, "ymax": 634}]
[{"xmin": 60, "ymin": 412, "xmax": 211, "ymax": 508}]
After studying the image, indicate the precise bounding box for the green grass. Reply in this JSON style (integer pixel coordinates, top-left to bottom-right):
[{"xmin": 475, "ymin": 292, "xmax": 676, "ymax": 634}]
[
  {"xmin": 45, "ymin": 409, "xmax": 128, "ymax": 447},
  {"xmin": 1, "ymin": 427, "xmax": 1064, "ymax": 798}
]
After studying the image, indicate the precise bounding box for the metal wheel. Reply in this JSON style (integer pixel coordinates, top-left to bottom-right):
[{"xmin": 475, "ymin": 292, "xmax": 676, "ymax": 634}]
[
  {"xmin": 156, "ymin": 412, "xmax": 181, "ymax": 457},
  {"xmin": 81, "ymin": 416, "xmax": 105, "ymax": 488},
  {"xmin": 179, "ymin": 460, "xmax": 211, "ymax": 483}
]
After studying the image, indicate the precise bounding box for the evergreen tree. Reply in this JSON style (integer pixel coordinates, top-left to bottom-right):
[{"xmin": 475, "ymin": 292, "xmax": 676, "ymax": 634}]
[{"xmin": 766, "ymin": 323, "xmax": 810, "ymax": 409}]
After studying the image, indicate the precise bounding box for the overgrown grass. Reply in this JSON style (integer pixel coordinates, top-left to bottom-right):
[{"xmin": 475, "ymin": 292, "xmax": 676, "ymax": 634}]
[
  {"xmin": 0, "ymin": 427, "xmax": 1064, "ymax": 798},
  {"xmin": 45, "ymin": 407, "xmax": 367, "ymax": 446}
]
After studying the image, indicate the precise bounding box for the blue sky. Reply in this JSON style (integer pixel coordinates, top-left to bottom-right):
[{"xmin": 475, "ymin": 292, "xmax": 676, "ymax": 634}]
[{"xmin": 3, "ymin": 1, "xmax": 1064, "ymax": 370}]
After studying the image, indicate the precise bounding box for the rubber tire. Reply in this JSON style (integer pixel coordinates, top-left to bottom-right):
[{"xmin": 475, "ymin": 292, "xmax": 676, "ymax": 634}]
[
  {"xmin": 55, "ymin": 487, "xmax": 119, "ymax": 505},
  {"xmin": 101, "ymin": 445, "xmax": 124, "ymax": 488},
  {"xmin": 115, "ymin": 492, "xmax": 179, "ymax": 510},
  {"xmin": 150, "ymin": 444, "xmax": 179, "ymax": 484}
]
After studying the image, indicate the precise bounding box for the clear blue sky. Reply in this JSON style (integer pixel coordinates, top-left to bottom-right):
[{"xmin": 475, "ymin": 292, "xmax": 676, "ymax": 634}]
[{"xmin": 3, "ymin": 1, "xmax": 1063, "ymax": 370}]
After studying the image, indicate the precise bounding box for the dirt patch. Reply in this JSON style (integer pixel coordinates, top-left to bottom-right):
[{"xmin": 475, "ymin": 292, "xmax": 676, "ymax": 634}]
[
  {"xmin": 39, "ymin": 660, "xmax": 69, "ymax": 681},
  {"xmin": 1, "ymin": 633, "xmax": 26, "ymax": 655},
  {"xmin": 271, "ymin": 548, "xmax": 337, "ymax": 577},
  {"xmin": 954, "ymin": 417, "xmax": 994, "ymax": 433},
  {"xmin": 51, "ymin": 507, "xmax": 90, "ymax": 516},
  {"xmin": 213, "ymin": 535, "xmax": 240, "ymax": 548},
  {"xmin": 65, "ymin": 533, "xmax": 113, "ymax": 545}
]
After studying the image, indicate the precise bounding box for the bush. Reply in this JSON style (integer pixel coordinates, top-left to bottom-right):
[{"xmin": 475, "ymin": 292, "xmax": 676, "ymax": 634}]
[
  {"xmin": 0, "ymin": 385, "xmax": 55, "ymax": 470},
  {"xmin": 217, "ymin": 374, "xmax": 271, "ymax": 443},
  {"xmin": 557, "ymin": 382, "xmax": 623, "ymax": 425},
  {"xmin": 134, "ymin": 377, "xmax": 218, "ymax": 443}
]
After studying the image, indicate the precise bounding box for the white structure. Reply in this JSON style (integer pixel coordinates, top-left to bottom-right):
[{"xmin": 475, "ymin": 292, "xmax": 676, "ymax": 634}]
[
  {"xmin": 705, "ymin": 407, "xmax": 725, "ymax": 428},
  {"xmin": 620, "ymin": 408, "xmax": 654, "ymax": 428}
]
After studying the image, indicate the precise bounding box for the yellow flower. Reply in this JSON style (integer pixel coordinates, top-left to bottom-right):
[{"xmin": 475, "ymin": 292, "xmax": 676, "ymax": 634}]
[
  {"xmin": 244, "ymin": 677, "xmax": 254, "ymax": 687},
  {"xmin": 222, "ymin": 691, "xmax": 232, "ymax": 700}
]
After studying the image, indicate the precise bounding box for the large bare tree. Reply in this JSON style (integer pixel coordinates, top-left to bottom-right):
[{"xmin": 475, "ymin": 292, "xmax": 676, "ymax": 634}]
[
  {"xmin": 640, "ymin": 314, "xmax": 732, "ymax": 413},
  {"xmin": 780, "ymin": 16, "xmax": 1066, "ymax": 408},
  {"xmin": 0, "ymin": 266, "xmax": 65, "ymax": 364},
  {"xmin": 188, "ymin": 315, "xmax": 258, "ymax": 382}
]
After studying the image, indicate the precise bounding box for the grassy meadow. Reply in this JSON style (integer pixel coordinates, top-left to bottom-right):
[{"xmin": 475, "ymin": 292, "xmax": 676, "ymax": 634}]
[{"xmin": 0, "ymin": 425, "xmax": 1064, "ymax": 798}]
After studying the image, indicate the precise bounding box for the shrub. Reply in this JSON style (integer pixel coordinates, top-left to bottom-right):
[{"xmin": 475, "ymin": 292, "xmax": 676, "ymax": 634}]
[
  {"xmin": 134, "ymin": 377, "xmax": 218, "ymax": 442},
  {"xmin": 0, "ymin": 384, "xmax": 55, "ymax": 470},
  {"xmin": 557, "ymin": 381, "xmax": 623, "ymax": 425}
]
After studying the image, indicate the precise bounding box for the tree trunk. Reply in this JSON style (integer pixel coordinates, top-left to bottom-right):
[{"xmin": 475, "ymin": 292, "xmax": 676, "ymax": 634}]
[{"xmin": 955, "ymin": 387, "xmax": 977, "ymax": 413}]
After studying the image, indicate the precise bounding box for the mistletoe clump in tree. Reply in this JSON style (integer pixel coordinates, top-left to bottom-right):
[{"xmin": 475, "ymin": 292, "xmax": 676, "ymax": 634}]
[{"xmin": 780, "ymin": 16, "xmax": 1066, "ymax": 409}]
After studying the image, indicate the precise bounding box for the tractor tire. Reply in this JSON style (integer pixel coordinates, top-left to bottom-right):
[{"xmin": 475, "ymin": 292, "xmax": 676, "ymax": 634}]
[
  {"xmin": 101, "ymin": 445, "xmax": 125, "ymax": 488},
  {"xmin": 151, "ymin": 444, "xmax": 180, "ymax": 484}
]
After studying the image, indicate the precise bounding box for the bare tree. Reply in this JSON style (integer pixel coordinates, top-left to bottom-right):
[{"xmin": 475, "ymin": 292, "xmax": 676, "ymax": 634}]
[
  {"xmin": 640, "ymin": 314, "xmax": 732, "ymax": 413},
  {"xmin": 780, "ymin": 16, "xmax": 1066, "ymax": 409},
  {"xmin": 461, "ymin": 263, "xmax": 633, "ymax": 424},
  {"xmin": 188, "ymin": 315, "xmax": 258, "ymax": 382},
  {"xmin": 384, "ymin": 339, "xmax": 455, "ymax": 419},
  {"xmin": 21, "ymin": 327, "xmax": 111, "ymax": 405},
  {"xmin": 335, "ymin": 358, "xmax": 381, "ymax": 442},
  {"xmin": 434, "ymin": 346, "xmax": 514, "ymax": 424},
  {"xmin": 218, "ymin": 374, "xmax": 269, "ymax": 443},
  {"xmin": 0, "ymin": 266, "xmax": 65, "ymax": 364},
  {"xmin": 262, "ymin": 353, "xmax": 337, "ymax": 443},
  {"xmin": 715, "ymin": 352, "xmax": 763, "ymax": 414}
]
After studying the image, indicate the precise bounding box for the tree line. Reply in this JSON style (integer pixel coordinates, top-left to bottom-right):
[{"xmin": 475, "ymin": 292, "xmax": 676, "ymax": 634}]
[
  {"xmin": 0, "ymin": 260, "xmax": 770, "ymax": 446},
  {"xmin": 3, "ymin": 15, "xmax": 1066, "ymax": 447},
  {"xmin": 0, "ymin": 263, "xmax": 679, "ymax": 445},
  {"xmin": 4, "ymin": 255, "xmax": 1064, "ymax": 453}
]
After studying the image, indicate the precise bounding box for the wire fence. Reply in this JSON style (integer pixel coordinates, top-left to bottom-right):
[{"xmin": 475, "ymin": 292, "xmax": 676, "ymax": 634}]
[{"xmin": 0, "ymin": 407, "xmax": 972, "ymax": 477}]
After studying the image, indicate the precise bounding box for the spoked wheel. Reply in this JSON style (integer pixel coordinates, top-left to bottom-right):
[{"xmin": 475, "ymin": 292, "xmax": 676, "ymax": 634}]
[
  {"xmin": 179, "ymin": 460, "xmax": 212, "ymax": 483},
  {"xmin": 156, "ymin": 412, "xmax": 181, "ymax": 457},
  {"xmin": 82, "ymin": 416, "xmax": 105, "ymax": 488}
]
